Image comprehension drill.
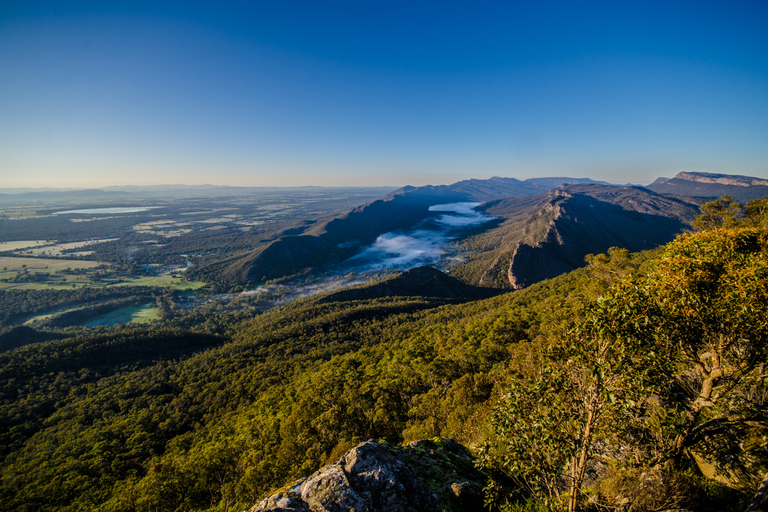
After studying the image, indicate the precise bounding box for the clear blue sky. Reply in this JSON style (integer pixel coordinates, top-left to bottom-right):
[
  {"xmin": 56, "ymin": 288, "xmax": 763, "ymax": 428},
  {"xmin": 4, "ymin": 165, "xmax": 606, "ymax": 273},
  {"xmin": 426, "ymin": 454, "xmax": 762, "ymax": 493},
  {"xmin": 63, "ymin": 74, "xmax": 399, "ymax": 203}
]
[{"xmin": 1, "ymin": 1, "xmax": 766, "ymax": 188}]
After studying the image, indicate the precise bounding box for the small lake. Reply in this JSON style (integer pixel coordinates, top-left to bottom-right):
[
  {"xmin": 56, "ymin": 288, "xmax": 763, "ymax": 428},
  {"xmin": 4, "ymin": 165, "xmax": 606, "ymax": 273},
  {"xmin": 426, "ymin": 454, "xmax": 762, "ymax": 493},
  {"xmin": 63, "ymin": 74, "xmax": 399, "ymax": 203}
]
[{"xmin": 53, "ymin": 207, "xmax": 161, "ymax": 215}]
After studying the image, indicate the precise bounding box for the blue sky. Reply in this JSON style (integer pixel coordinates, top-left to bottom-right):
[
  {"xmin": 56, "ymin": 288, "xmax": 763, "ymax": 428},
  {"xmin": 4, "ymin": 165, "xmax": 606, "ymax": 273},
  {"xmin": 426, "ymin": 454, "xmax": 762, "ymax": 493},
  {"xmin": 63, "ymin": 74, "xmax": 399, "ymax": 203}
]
[{"xmin": 1, "ymin": 1, "xmax": 766, "ymax": 188}]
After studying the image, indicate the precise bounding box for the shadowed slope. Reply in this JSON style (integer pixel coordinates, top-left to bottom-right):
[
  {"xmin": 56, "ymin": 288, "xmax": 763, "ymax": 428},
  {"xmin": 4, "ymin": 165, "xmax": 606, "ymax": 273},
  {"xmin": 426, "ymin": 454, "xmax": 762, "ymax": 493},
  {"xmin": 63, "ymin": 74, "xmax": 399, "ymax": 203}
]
[
  {"xmin": 453, "ymin": 184, "xmax": 701, "ymax": 288},
  {"xmin": 317, "ymin": 266, "xmax": 500, "ymax": 304}
]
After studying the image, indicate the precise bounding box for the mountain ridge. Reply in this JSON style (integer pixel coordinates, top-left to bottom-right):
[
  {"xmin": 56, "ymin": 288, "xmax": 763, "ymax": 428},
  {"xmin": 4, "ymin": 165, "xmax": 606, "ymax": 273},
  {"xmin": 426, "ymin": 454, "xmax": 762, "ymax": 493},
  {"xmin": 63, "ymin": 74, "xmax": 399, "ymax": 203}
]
[
  {"xmin": 196, "ymin": 172, "xmax": 768, "ymax": 290},
  {"xmin": 453, "ymin": 184, "xmax": 701, "ymax": 288},
  {"xmin": 208, "ymin": 177, "xmax": 611, "ymax": 286}
]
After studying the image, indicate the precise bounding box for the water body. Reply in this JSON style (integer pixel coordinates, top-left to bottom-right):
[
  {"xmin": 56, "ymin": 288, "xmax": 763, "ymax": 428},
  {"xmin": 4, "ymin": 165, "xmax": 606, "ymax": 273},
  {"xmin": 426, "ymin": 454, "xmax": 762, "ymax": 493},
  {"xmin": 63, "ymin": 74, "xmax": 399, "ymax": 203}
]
[{"xmin": 53, "ymin": 207, "xmax": 161, "ymax": 215}]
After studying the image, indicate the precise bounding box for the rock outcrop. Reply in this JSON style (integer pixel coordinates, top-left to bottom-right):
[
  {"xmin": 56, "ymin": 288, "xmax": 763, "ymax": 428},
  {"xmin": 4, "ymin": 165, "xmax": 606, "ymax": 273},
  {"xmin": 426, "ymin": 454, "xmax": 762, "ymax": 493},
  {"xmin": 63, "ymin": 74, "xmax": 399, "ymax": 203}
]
[{"xmin": 250, "ymin": 439, "xmax": 485, "ymax": 512}]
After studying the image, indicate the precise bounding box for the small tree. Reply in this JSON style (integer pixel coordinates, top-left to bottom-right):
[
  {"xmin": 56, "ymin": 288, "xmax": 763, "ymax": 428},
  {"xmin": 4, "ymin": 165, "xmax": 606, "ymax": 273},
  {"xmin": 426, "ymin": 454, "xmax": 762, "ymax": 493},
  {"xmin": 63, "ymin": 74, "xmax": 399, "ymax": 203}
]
[
  {"xmin": 479, "ymin": 367, "xmax": 578, "ymax": 511},
  {"xmin": 693, "ymin": 195, "xmax": 741, "ymax": 230},
  {"xmin": 479, "ymin": 280, "xmax": 670, "ymax": 512},
  {"xmin": 743, "ymin": 197, "xmax": 768, "ymax": 228},
  {"xmin": 559, "ymin": 281, "xmax": 672, "ymax": 511}
]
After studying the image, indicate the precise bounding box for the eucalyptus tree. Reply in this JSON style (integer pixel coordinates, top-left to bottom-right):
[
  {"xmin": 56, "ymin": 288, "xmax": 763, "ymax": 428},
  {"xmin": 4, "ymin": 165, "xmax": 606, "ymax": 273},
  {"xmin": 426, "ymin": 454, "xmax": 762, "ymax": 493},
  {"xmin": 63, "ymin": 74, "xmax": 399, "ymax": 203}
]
[
  {"xmin": 648, "ymin": 227, "xmax": 768, "ymax": 462},
  {"xmin": 481, "ymin": 226, "xmax": 768, "ymax": 511}
]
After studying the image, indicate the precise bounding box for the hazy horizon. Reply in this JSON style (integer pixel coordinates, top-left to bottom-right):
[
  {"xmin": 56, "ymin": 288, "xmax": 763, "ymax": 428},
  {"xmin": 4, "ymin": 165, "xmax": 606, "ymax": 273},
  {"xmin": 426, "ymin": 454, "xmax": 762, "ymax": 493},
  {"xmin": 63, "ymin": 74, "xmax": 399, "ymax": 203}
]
[
  {"xmin": 0, "ymin": 174, "xmax": 656, "ymax": 193},
  {"xmin": 2, "ymin": 1, "xmax": 767, "ymax": 188}
]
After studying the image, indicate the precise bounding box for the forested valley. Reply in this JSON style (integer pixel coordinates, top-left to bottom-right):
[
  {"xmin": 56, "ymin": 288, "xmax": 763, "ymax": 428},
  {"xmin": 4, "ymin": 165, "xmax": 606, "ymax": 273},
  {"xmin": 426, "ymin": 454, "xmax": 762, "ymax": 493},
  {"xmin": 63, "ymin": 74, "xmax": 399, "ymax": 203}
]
[{"xmin": 1, "ymin": 186, "xmax": 768, "ymax": 511}]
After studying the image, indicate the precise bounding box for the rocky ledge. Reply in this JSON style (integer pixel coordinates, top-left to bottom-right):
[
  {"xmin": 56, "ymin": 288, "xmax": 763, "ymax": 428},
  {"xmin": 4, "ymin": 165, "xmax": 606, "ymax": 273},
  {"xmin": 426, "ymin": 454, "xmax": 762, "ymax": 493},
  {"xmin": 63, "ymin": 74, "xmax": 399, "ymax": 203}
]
[{"xmin": 249, "ymin": 439, "xmax": 485, "ymax": 512}]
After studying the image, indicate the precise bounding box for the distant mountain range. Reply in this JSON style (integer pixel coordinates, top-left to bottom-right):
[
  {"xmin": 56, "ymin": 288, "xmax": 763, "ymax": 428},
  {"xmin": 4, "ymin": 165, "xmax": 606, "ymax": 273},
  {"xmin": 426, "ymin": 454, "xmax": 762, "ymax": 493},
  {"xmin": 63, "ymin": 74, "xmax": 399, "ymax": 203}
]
[
  {"xmin": 7, "ymin": 172, "xmax": 766, "ymax": 290},
  {"xmin": 207, "ymin": 171, "xmax": 768, "ymax": 290},
  {"xmin": 0, "ymin": 188, "xmax": 134, "ymax": 204},
  {"xmin": 0, "ymin": 185, "xmax": 395, "ymax": 203},
  {"xmin": 389, "ymin": 176, "xmax": 611, "ymax": 202}
]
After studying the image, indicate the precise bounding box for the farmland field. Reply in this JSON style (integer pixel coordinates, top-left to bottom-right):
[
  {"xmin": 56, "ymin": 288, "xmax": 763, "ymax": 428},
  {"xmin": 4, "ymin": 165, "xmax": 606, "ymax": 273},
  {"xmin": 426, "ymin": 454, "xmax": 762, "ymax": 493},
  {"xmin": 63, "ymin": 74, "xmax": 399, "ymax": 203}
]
[
  {"xmin": 0, "ymin": 185, "xmax": 394, "ymax": 326},
  {"xmin": 15, "ymin": 238, "xmax": 119, "ymax": 256},
  {"xmin": 0, "ymin": 256, "xmax": 205, "ymax": 291},
  {"xmin": 0, "ymin": 256, "xmax": 103, "ymax": 272},
  {"xmin": 0, "ymin": 240, "xmax": 53, "ymax": 251}
]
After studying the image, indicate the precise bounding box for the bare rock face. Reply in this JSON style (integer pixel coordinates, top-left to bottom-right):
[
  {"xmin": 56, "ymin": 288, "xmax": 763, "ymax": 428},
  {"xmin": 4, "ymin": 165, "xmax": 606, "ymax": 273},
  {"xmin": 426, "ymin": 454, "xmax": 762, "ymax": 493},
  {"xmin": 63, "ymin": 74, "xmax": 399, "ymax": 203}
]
[
  {"xmin": 675, "ymin": 171, "xmax": 768, "ymax": 187},
  {"xmin": 646, "ymin": 171, "xmax": 768, "ymax": 203},
  {"xmin": 251, "ymin": 486, "xmax": 309, "ymax": 512},
  {"xmin": 251, "ymin": 439, "xmax": 483, "ymax": 512}
]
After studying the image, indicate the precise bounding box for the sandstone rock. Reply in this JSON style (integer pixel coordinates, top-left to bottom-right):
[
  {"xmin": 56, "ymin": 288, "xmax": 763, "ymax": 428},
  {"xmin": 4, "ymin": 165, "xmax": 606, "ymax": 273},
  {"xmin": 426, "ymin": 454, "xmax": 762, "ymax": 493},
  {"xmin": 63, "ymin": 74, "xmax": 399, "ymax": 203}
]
[
  {"xmin": 301, "ymin": 464, "xmax": 370, "ymax": 512},
  {"xmin": 250, "ymin": 481, "xmax": 308, "ymax": 512},
  {"xmin": 251, "ymin": 439, "xmax": 485, "ymax": 512}
]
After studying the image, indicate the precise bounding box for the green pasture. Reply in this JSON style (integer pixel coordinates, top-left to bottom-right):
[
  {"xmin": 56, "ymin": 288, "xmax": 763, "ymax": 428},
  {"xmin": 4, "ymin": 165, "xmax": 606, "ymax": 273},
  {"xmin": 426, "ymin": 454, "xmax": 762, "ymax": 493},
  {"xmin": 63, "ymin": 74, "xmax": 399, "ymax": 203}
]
[
  {"xmin": 0, "ymin": 256, "xmax": 205, "ymax": 291},
  {"xmin": 0, "ymin": 256, "xmax": 102, "ymax": 290},
  {"xmin": 0, "ymin": 282, "xmax": 92, "ymax": 291},
  {"xmin": 83, "ymin": 304, "xmax": 162, "ymax": 327},
  {"xmin": 18, "ymin": 238, "xmax": 118, "ymax": 257}
]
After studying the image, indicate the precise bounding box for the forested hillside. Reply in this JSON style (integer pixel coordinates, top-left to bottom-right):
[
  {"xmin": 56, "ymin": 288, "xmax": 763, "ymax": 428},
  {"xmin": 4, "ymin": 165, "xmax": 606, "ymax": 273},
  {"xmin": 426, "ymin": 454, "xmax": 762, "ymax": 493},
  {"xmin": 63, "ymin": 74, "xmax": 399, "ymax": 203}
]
[
  {"xmin": 1, "ymin": 197, "xmax": 767, "ymax": 512},
  {"xmin": 0, "ymin": 245, "xmax": 629, "ymax": 511}
]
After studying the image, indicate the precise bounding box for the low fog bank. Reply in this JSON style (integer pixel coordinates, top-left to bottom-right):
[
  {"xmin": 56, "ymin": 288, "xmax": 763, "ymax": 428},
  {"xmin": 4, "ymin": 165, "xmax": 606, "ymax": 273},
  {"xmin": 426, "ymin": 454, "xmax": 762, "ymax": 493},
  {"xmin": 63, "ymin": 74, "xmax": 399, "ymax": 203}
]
[
  {"xmin": 240, "ymin": 273, "xmax": 386, "ymax": 307},
  {"xmin": 237, "ymin": 203, "xmax": 495, "ymax": 308},
  {"xmin": 345, "ymin": 202, "xmax": 494, "ymax": 271}
]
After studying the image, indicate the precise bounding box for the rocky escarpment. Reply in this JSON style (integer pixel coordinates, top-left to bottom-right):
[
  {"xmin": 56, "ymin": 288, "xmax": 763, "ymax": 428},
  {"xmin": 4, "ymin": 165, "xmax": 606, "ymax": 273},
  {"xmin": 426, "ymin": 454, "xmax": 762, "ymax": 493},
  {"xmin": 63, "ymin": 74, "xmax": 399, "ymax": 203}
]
[
  {"xmin": 647, "ymin": 171, "xmax": 768, "ymax": 202},
  {"xmin": 674, "ymin": 171, "xmax": 768, "ymax": 187},
  {"xmin": 250, "ymin": 439, "xmax": 485, "ymax": 512},
  {"xmin": 505, "ymin": 187, "xmax": 698, "ymax": 288},
  {"xmin": 460, "ymin": 184, "xmax": 701, "ymax": 289}
]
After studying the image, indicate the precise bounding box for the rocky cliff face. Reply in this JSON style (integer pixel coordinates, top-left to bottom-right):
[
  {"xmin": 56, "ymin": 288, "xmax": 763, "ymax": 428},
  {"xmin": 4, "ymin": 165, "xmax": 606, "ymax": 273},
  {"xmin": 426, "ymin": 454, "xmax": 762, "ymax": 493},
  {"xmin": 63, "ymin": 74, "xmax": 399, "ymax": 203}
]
[
  {"xmin": 675, "ymin": 171, "xmax": 768, "ymax": 187},
  {"xmin": 646, "ymin": 171, "xmax": 768, "ymax": 202},
  {"xmin": 250, "ymin": 439, "xmax": 485, "ymax": 512}
]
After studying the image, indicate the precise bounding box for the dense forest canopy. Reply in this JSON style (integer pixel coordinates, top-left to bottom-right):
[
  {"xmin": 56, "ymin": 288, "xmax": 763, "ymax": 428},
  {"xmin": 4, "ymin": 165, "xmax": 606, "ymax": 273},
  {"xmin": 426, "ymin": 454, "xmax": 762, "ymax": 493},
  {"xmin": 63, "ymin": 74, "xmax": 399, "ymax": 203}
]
[{"xmin": 1, "ymin": 192, "xmax": 767, "ymax": 512}]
